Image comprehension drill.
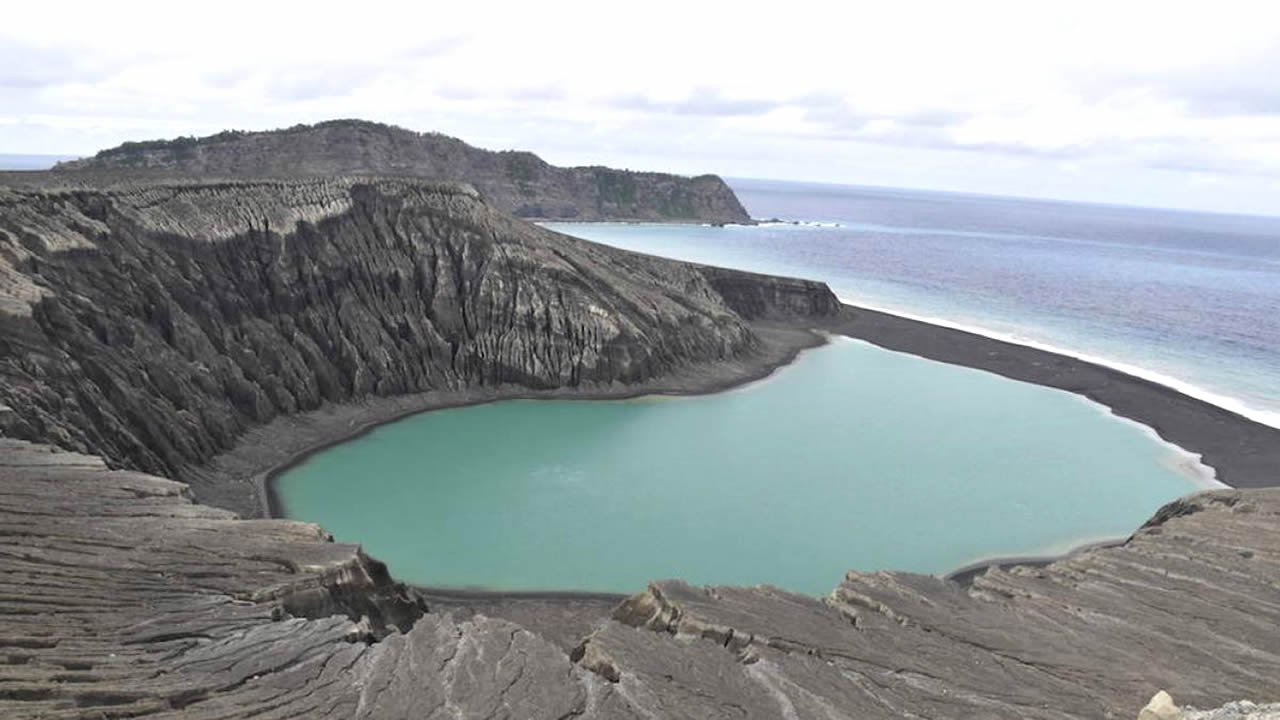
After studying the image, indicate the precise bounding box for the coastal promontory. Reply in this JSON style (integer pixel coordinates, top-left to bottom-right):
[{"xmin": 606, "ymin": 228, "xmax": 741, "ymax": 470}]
[{"xmin": 53, "ymin": 120, "xmax": 754, "ymax": 224}]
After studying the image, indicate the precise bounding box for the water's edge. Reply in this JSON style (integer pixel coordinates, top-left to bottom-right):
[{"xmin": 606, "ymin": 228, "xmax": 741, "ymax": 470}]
[
  {"xmin": 255, "ymin": 323, "xmax": 827, "ymax": 520},
  {"xmin": 250, "ymin": 302, "xmax": 1280, "ymax": 598},
  {"xmin": 835, "ymin": 294, "xmax": 1280, "ymax": 431},
  {"xmin": 827, "ymin": 306, "xmax": 1280, "ymax": 490}
]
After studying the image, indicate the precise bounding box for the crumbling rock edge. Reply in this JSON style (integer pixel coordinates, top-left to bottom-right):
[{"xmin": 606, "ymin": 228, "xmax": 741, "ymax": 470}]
[
  {"xmin": 4, "ymin": 437, "xmax": 1276, "ymax": 718},
  {"xmin": 2, "ymin": 173, "xmax": 1278, "ymax": 717},
  {"xmin": 0, "ymin": 175, "xmax": 835, "ymax": 517}
]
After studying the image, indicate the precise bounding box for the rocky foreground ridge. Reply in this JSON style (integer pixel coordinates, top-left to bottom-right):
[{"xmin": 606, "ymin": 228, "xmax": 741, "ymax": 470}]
[
  {"xmin": 1, "ymin": 438, "xmax": 1277, "ymax": 718},
  {"xmin": 0, "ymin": 173, "xmax": 1277, "ymax": 718},
  {"xmin": 54, "ymin": 120, "xmax": 754, "ymax": 224},
  {"xmin": 1140, "ymin": 691, "xmax": 1280, "ymax": 719}
]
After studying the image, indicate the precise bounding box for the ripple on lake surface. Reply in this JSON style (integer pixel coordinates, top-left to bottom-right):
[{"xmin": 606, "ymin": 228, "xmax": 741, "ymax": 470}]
[{"xmin": 275, "ymin": 338, "xmax": 1208, "ymax": 595}]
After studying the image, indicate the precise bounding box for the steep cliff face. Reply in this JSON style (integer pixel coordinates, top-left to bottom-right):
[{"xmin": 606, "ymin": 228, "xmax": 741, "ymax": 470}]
[
  {"xmin": 54, "ymin": 120, "xmax": 754, "ymax": 224},
  {"xmin": 7, "ymin": 172, "xmax": 1276, "ymax": 720},
  {"xmin": 0, "ymin": 176, "xmax": 831, "ymax": 491},
  {"xmin": 698, "ymin": 265, "xmax": 842, "ymax": 319}
]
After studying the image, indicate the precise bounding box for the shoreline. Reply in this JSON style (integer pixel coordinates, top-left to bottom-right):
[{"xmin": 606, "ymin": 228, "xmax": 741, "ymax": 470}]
[
  {"xmin": 184, "ymin": 322, "xmax": 828, "ymax": 521},
  {"xmin": 204, "ymin": 302, "xmax": 1280, "ymax": 599},
  {"xmin": 835, "ymin": 294, "xmax": 1280, "ymax": 430},
  {"xmin": 532, "ymin": 217, "xmax": 758, "ymax": 227},
  {"xmin": 825, "ymin": 305, "xmax": 1280, "ymax": 490},
  {"xmin": 835, "ymin": 332, "xmax": 1225, "ymax": 489},
  {"xmin": 943, "ymin": 537, "xmax": 1129, "ymax": 587}
]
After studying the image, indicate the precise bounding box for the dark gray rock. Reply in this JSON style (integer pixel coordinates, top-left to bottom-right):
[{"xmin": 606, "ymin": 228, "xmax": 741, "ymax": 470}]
[
  {"xmin": 53, "ymin": 119, "xmax": 754, "ymax": 224},
  {"xmin": 581, "ymin": 488, "xmax": 1280, "ymax": 718},
  {"xmin": 0, "ymin": 439, "xmax": 607, "ymax": 718},
  {"xmin": 0, "ymin": 176, "xmax": 833, "ymax": 517},
  {"xmin": 2, "ymin": 171, "xmax": 1278, "ymax": 719},
  {"xmin": 1183, "ymin": 701, "xmax": 1280, "ymax": 719},
  {"xmin": 698, "ymin": 265, "xmax": 841, "ymax": 319},
  {"xmin": 2, "ymin": 439, "xmax": 1278, "ymax": 719}
]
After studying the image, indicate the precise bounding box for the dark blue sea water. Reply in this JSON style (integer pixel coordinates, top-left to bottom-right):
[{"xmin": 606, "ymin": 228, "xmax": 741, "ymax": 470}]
[{"xmin": 547, "ymin": 179, "xmax": 1280, "ymax": 427}]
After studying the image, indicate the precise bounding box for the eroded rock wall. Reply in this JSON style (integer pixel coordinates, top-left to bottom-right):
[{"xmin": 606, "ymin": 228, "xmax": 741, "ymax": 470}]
[
  {"xmin": 0, "ymin": 177, "xmax": 831, "ymax": 490},
  {"xmin": 54, "ymin": 120, "xmax": 755, "ymax": 223},
  {"xmin": 2, "ymin": 438, "xmax": 1278, "ymax": 719},
  {"xmin": 3, "ymin": 173, "xmax": 1275, "ymax": 719}
]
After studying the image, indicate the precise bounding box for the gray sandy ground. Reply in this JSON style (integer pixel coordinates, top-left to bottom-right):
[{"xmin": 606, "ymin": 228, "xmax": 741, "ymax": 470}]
[{"xmin": 827, "ymin": 306, "xmax": 1280, "ymax": 490}]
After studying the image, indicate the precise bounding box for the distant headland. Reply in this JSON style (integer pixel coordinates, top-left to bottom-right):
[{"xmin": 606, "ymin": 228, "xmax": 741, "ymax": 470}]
[{"xmin": 54, "ymin": 119, "xmax": 753, "ymax": 225}]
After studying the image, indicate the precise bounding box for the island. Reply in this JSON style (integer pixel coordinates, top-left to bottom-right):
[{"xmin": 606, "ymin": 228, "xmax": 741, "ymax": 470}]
[
  {"xmin": 53, "ymin": 119, "xmax": 754, "ymax": 225},
  {"xmin": 1, "ymin": 127, "xmax": 1278, "ymax": 718}
]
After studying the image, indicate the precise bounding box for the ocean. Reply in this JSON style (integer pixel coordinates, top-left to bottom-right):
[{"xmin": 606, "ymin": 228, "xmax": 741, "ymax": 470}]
[{"xmin": 546, "ymin": 178, "xmax": 1280, "ymax": 428}]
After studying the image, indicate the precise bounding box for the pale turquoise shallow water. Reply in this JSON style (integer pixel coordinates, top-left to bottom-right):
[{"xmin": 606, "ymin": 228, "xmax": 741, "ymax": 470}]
[{"xmin": 275, "ymin": 338, "xmax": 1208, "ymax": 595}]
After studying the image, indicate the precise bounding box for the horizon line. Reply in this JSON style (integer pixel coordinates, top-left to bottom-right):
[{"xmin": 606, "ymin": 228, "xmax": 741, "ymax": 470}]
[{"xmin": 3, "ymin": 149, "xmax": 1279, "ymax": 221}]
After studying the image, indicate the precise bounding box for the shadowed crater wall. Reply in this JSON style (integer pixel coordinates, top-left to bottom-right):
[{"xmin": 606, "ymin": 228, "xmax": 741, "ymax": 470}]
[{"xmin": 0, "ymin": 176, "xmax": 833, "ymax": 516}]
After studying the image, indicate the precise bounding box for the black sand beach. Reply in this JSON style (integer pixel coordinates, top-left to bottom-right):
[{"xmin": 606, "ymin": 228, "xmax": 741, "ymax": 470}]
[
  {"xmin": 244, "ymin": 302, "xmax": 1278, "ymax": 527},
  {"xmin": 827, "ymin": 305, "xmax": 1280, "ymax": 490}
]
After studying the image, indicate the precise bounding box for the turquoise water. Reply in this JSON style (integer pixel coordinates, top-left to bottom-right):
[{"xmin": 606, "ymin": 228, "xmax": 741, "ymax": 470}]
[{"xmin": 275, "ymin": 338, "xmax": 1208, "ymax": 595}]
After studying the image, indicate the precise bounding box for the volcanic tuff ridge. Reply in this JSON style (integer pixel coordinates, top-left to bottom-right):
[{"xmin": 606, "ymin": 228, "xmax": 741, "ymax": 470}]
[
  {"xmin": 0, "ymin": 175, "xmax": 832, "ymax": 516},
  {"xmin": 1, "ymin": 439, "xmax": 1277, "ymax": 718},
  {"xmin": 0, "ymin": 169, "xmax": 1277, "ymax": 718},
  {"xmin": 54, "ymin": 119, "xmax": 754, "ymax": 224}
]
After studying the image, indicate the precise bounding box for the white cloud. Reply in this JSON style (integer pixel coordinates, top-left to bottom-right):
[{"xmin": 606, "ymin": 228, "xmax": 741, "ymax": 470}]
[{"xmin": 3, "ymin": 0, "xmax": 1280, "ymax": 213}]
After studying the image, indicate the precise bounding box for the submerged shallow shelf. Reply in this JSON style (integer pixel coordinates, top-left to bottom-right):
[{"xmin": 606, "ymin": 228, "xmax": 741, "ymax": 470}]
[{"xmin": 274, "ymin": 338, "xmax": 1209, "ymax": 595}]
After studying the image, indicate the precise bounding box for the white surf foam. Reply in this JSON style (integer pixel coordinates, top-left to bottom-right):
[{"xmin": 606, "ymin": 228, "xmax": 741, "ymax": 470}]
[
  {"xmin": 835, "ymin": 294, "xmax": 1280, "ymax": 431},
  {"xmin": 541, "ymin": 219, "xmax": 1280, "ymax": 430},
  {"xmin": 752, "ymin": 219, "xmax": 842, "ymax": 228},
  {"xmin": 1097, "ymin": 400, "xmax": 1226, "ymax": 490}
]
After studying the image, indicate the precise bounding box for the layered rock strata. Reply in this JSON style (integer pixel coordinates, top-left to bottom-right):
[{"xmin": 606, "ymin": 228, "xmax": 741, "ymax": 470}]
[
  {"xmin": 1138, "ymin": 691, "xmax": 1280, "ymax": 720},
  {"xmin": 2, "ymin": 172, "xmax": 1278, "ymax": 719},
  {"xmin": 54, "ymin": 120, "xmax": 754, "ymax": 224},
  {"xmin": 0, "ymin": 176, "xmax": 831, "ymax": 516},
  {"xmin": 1, "ymin": 439, "xmax": 1277, "ymax": 718}
]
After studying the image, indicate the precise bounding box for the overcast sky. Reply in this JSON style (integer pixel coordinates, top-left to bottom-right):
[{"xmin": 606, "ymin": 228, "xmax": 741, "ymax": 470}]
[{"xmin": 4, "ymin": 0, "xmax": 1280, "ymax": 215}]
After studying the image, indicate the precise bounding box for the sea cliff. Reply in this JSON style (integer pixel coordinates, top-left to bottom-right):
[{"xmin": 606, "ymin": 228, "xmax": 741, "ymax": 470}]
[
  {"xmin": 53, "ymin": 120, "xmax": 754, "ymax": 224},
  {"xmin": 0, "ymin": 174, "xmax": 830, "ymax": 516}
]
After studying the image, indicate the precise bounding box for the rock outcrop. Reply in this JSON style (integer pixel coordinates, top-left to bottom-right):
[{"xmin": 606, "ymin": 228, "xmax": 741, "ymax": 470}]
[
  {"xmin": 54, "ymin": 120, "xmax": 754, "ymax": 224},
  {"xmin": 0, "ymin": 175, "xmax": 831, "ymax": 516},
  {"xmin": 2, "ymin": 438, "xmax": 1278, "ymax": 718},
  {"xmin": 583, "ymin": 487, "xmax": 1280, "ymax": 717},
  {"xmin": 2, "ymin": 171, "xmax": 1278, "ymax": 718},
  {"xmin": 1183, "ymin": 702, "xmax": 1280, "ymax": 719},
  {"xmin": 1143, "ymin": 691, "xmax": 1184, "ymax": 720},
  {"xmin": 1139, "ymin": 692, "xmax": 1280, "ymax": 720}
]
